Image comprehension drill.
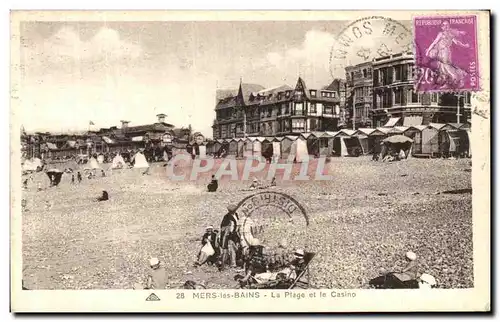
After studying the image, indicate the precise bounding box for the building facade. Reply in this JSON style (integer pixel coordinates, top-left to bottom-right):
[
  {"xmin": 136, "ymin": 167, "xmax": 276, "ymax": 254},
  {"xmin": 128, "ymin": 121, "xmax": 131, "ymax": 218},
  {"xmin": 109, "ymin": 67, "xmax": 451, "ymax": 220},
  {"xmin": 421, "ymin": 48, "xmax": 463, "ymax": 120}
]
[
  {"xmin": 213, "ymin": 77, "xmax": 343, "ymax": 140},
  {"xmin": 345, "ymin": 62, "xmax": 374, "ymax": 128},
  {"xmin": 371, "ymin": 53, "xmax": 472, "ymax": 127},
  {"xmin": 21, "ymin": 114, "xmax": 188, "ymax": 160}
]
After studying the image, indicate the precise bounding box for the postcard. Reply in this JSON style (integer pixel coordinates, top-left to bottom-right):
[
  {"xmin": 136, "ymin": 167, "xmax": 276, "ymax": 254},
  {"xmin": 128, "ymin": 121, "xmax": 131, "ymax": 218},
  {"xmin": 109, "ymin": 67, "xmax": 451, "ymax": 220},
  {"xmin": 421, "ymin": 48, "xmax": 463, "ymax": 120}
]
[{"xmin": 10, "ymin": 10, "xmax": 490, "ymax": 312}]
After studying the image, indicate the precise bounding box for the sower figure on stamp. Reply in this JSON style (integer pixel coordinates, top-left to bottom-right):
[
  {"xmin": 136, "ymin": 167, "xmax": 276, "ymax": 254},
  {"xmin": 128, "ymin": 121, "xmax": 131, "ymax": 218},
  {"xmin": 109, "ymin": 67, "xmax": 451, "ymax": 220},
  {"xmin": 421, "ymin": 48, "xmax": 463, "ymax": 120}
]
[{"xmin": 425, "ymin": 20, "xmax": 470, "ymax": 89}]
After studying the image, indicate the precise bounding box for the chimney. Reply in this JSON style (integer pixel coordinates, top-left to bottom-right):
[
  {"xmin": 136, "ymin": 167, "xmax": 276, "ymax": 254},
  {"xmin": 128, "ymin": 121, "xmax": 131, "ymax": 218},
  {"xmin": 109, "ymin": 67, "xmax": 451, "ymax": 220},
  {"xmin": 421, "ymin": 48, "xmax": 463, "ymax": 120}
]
[
  {"xmin": 120, "ymin": 120, "xmax": 130, "ymax": 130},
  {"xmin": 156, "ymin": 113, "xmax": 166, "ymax": 123}
]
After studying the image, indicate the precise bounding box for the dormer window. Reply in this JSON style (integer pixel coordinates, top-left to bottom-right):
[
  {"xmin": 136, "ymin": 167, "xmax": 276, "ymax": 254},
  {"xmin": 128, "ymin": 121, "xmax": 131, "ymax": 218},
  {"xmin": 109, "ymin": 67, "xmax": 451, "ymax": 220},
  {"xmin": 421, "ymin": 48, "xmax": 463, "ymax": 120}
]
[
  {"xmin": 278, "ymin": 93, "xmax": 282, "ymax": 100},
  {"xmin": 285, "ymin": 91, "xmax": 290, "ymax": 98},
  {"xmin": 310, "ymin": 90, "xmax": 317, "ymax": 97}
]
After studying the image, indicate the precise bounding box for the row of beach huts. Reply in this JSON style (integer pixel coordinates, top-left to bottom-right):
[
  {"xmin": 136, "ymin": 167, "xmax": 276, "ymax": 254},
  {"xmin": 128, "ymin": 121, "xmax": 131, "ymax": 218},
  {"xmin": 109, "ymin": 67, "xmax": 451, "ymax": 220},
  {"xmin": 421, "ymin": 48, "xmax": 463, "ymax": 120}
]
[{"xmin": 202, "ymin": 122, "xmax": 472, "ymax": 160}]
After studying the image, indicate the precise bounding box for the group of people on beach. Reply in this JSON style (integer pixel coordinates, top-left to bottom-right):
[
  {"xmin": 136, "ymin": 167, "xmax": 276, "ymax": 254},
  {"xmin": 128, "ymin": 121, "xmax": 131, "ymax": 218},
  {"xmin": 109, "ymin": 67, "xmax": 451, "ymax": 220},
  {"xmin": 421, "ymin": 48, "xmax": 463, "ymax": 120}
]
[{"xmin": 191, "ymin": 203, "xmax": 309, "ymax": 288}]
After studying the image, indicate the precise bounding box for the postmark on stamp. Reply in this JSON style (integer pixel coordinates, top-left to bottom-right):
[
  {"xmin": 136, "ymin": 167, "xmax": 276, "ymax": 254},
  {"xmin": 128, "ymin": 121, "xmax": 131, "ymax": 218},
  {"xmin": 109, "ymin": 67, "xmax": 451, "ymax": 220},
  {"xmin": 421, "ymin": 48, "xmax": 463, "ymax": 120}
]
[
  {"xmin": 329, "ymin": 16, "xmax": 413, "ymax": 78},
  {"xmin": 414, "ymin": 15, "xmax": 480, "ymax": 92}
]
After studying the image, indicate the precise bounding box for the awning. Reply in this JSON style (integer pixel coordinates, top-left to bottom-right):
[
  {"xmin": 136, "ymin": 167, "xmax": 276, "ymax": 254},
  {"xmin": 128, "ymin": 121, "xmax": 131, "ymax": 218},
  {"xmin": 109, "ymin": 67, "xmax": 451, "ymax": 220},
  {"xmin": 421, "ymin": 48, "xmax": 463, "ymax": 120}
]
[
  {"xmin": 383, "ymin": 117, "xmax": 401, "ymax": 127},
  {"xmin": 403, "ymin": 116, "xmax": 423, "ymax": 126},
  {"xmin": 102, "ymin": 136, "xmax": 115, "ymax": 144},
  {"xmin": 131, "ymin": 136, "xmax": 144, "ymax": 142},
  {"xmin": 429, "ymin": 123, "xmax": 447, "ymax": 131},
  {"xmin": 46, "ymin": 142, "xmax": 58, "ymax": 150}
]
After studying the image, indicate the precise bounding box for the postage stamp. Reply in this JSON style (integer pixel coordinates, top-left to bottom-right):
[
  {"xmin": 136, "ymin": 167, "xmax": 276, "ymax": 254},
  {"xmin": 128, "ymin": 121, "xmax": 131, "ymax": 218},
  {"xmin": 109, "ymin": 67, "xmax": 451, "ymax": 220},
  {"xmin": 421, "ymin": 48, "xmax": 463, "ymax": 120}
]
[
  {"xmin": 414, "ymin": 15, "xmax": 480, "ymax": 92},
  {"xmin": 10, "ymin": 10, "xmax": 490, "ymax": 313}
]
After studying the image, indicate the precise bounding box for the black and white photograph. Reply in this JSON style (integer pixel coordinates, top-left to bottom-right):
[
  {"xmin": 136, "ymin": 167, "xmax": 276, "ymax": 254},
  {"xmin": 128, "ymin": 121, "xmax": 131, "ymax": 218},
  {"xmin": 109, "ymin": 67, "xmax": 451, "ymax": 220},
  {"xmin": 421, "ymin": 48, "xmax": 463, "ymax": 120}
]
[{"xmin": 10, "ymin": 9, "xmax": 490, "ymax": 312}]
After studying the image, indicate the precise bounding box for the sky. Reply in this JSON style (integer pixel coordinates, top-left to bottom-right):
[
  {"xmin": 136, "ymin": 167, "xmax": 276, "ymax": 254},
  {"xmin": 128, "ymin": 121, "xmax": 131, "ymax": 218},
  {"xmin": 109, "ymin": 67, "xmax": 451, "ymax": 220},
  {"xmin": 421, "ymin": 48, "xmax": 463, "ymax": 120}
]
[{"xmin": 18, "ymin": 20, "xmax": 354, "ymax": 137}]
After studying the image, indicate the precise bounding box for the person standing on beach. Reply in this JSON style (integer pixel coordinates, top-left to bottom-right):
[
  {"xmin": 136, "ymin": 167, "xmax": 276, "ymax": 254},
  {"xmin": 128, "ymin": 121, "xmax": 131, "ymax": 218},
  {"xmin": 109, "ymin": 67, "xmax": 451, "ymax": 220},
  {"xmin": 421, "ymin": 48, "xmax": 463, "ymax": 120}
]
[{"xmin": 77, "ymin": 171, "xmax": 82, "ymax": 183}]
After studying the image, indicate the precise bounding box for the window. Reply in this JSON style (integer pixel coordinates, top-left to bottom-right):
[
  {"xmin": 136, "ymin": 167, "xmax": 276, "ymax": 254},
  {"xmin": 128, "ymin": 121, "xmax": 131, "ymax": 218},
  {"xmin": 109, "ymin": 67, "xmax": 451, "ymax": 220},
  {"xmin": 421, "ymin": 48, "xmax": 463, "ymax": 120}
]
[
  {"xmin": 285, "ymin": 91, "xmax": 290, "ymax": 98},
  {"xmin": 292, "ymin": 119, "xmax": 305, "ymax": 131},
  {"xmin": 363, "ymin": 69, "xmax": 367, "ymax": 78},
  {"xmin": 310, "ymin": 90, "xmax": 317, "ymax": 97},
  {"xmin": 350, "ymin": 72, "xmax": 354, "ymax": 81},
  {"xmin": 376, "ymin": 93, "xmax": 382, "ymax": 108},
  {"xmin": 278, "ymin": 93, "xmax": 282, "ymax": 100},
  {"xmin": 310, "ymin": 119, "xmax": 318, "ymax": 131},
  {"xmin": 323, "ymin": 105, "xmax": 333, "ymax": 114},
  {"xmin": 431, "ymin": 93, "xmax": 438, "ymax": 103},
  {"xmin": 294, "ymin": 103, "xmax": 304, "ymax": 115},
  {"xmin": 395, "ymin": 65, "xmax": 402, "ymax": 81},
  {"xmin": 411, "ymin": 90, "xmax": 419, "ymax": 103},
  {"xmin": 395, "ymin": 88, "xmax": 402, "ymax": 105},
  {"xmin": 310, "ymin": 103, "xmax": 317, "ymax": 113}
]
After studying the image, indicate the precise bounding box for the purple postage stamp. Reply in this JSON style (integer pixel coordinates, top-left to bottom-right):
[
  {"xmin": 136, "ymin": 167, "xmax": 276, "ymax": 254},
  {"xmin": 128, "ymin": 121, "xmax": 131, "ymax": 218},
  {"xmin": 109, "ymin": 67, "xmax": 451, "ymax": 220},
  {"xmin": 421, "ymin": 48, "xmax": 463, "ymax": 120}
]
[{"xmin": 414, "ymin": 15, "xmax": 479, "ymax": 92}]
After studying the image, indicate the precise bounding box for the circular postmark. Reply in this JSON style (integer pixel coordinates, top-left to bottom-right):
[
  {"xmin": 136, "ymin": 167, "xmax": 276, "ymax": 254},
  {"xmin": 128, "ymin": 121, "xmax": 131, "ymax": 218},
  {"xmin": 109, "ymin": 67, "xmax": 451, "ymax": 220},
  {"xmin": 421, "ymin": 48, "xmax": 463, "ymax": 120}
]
[
  {"xmin": 234, "ymin": 191, "xmax": 308, "ymax": 248},
  {"xmin": 329, "ymin": 16, "xmax": 413, "ymax": 79}
]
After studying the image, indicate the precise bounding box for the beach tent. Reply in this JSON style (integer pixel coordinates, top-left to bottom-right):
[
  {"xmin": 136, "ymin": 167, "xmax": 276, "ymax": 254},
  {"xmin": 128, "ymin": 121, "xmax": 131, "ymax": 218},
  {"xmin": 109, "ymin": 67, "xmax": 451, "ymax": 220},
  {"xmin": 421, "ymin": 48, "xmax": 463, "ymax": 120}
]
[
  {"xmin": 111, "ymin": 154, "xmax": 126, "ymax": 169},
  {"xmin": 22, "ymin": 157, "xmax": 42, "ymax": 172},
  {"xmin": 97, "ymin": 154, "xmax": 105, "ymax": 164},
  {"xmin": 290, "ymin": 137, "xmax": 309, "ymax": 162},
  {"xmin": 89, "ymin": 157, "xmax": 100, "ymax": 169},
  {"xmin": 132, "ymin": 151, "xmax": 149, "ymax": 168}
]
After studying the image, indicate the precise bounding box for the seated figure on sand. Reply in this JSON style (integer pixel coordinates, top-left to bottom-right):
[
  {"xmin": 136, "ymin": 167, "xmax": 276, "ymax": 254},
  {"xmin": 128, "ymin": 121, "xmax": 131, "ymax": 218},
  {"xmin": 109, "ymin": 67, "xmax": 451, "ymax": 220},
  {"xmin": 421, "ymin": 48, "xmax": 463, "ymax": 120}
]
[
  {"xmin": 134, "ymin": 257, "xmax": 167, "ymax": 290},
  {"xmin": 194, "ymin": 226, "xmax": 219, "ymax": 267},
  {"xmin": 207, "ymin": 175, "xmax": 218, "ymax": 192}
]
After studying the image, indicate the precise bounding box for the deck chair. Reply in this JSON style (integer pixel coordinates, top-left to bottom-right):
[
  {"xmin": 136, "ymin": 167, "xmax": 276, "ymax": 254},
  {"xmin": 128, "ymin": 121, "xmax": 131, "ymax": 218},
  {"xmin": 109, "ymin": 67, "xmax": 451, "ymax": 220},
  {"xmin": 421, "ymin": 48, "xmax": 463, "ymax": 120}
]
[
  {"xmin": 245, "ymin": 252, "xmax": 316, "ymax": 290},
  {"xmin": 288, "ymin": 252, "xmax": 315, "ymax": 289}
]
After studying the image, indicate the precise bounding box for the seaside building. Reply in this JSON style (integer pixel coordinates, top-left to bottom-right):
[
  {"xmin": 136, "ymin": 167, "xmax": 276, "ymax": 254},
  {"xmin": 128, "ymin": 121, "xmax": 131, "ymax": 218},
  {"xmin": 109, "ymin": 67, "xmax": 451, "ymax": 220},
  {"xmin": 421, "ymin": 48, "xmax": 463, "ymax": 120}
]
[
  {"xmin": 212, "ymin": 77, "xmax": 344, "ymax": 140},
  {"xmin": 344, "ymin": 52, "xmax": 472, "ymax": 128}
]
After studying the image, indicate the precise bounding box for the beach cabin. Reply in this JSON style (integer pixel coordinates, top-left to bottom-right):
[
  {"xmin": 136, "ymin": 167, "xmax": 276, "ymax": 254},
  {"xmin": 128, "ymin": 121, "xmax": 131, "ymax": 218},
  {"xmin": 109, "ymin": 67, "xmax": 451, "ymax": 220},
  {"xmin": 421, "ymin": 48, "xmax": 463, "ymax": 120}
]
[
  {"xmin": 324, "ymin": 131, "xmax": 339, "ymax": 156},
  {"xmin": 411, "ymin": 123, "xmax": 453, "ymax": 157},
  {"xmin": 332, "ymin": 130, "xmax": 362, "ymax": 157},
  {"xmin": 237, "ymin": 138, "xmax": 245, "ymax": 158},
  {"xmin": 300, "ymin": 132, "xmax": 319, "ymax": 157},
  {"xmin": 314, "ymin": 132, "xmax": 334, "ymax": 156},
  {"xmin": 228, "ymin": 138, "xmax": 239, "ymax": 156},
  {"xmin": 439, "ymin": 129, "xmax": 470, "ymax": 157},
  {"xmin": 280, "ymin": 135, "xmax": 298, "ymax": 160},
  {"xmin": 271, "ymin": 137, "xmax": 284, "ymax": 160},
  {"xmin": 355, "ymin": 128, "xmax": 386, "ymax": 155},
  {"xmin": 289, "ymin": 136, "xmax": 309, "ymax": 162},
  {"xmin": 261, "ymin": 137, "xmax": 274, "ymax": 160}
]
